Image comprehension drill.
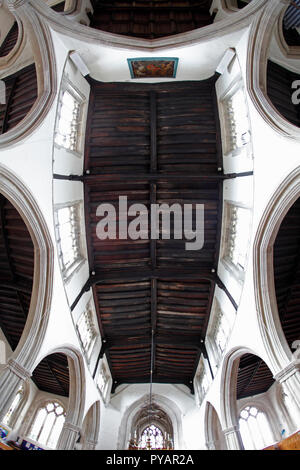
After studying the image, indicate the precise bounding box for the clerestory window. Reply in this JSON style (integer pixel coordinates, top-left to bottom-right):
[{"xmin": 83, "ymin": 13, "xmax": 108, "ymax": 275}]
[
  {"xmin": 54, "ymin": 203, "xmax": 84, "ymax": 281},
  {"xmin": 77, "ymin": 305, "xmax": 97, "ymax": 359},
  {"xmin": 54, "ymin": 83, "xmax": 83, "ymax": 153}
]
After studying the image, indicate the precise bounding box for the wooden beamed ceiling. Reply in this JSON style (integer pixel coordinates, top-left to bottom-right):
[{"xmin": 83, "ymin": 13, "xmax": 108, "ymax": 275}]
[
  {"xmin": 84, "ymin": 79, "xmax": 224, "ymax": 391},
  {"xmin": 0, "ymin": 64, "xmax": 38, "ymax": 135},
  {"xmin": 273, "ymin": 196, "xmax": 300, "ymax": 351},
  {"xmin": 89, "ymin": 0, "xmax": 214, "ymax": 39}
]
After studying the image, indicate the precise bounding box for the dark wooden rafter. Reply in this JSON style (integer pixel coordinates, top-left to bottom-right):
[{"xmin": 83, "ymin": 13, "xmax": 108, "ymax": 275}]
[
  {"xmin": 273, "ymin": 196, "xmax": 300, "ymax": 350},
  {"xmin": 0, "ymin": 64, "xmax": 38, "ymax": 135},
  {"xmin": 237, "ymin": 354, "xmax": 274, "ymax": 400},
  {"xmin": 0, "ymin": 22, "xmax": 18, "ymax": 58},
  {"xmin": 89, "ymin": 0, "xmax": 214, "ymax": 39},
  {"xmin": 83, "ymin": 78, "xmax": 234, "ymax": 391}
]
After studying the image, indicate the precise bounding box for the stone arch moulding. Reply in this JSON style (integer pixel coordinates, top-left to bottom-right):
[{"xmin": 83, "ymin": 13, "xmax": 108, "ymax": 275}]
[
  {"xmin": 218, "ymin": 345, "xmax": 276, "ymax": 450},
  {"xmin": 274, "ymin": 7, "xmax": 300, "ymax": 59},
  {"xmin": 117, "ymin": 393, "xmax": 184, "ymax": 450},
  {"xmin": 34, "ymin": 345, "xmax": 86, "ymax": 444},
  {"xmin": 0, "ymin": 15, "xmax": 25, "ymax": 69},
  {"xmin": 0, "ymin": 0, "xmax": 57, "ymax": 147},
  {"xmin": 81, "ymin": 400, "xmax": 101, "ymax": 450},
  {"xmin": 246, "ymin": 0, "xmax": 300, "ymax": 140},
  {"xmin": 31, "ymin": 0, "xmax": 267, "ymax": 52},
  {"xmin": 253, "ymin": 166, "xmax": 300, "ymax": 373},
  {"xmin": 204, "ymin": 401, "xmax": 227, "ymax": 450},
  {"xmin": 0, "ymin": 164, "xmax": 54, "ymax": 413}
]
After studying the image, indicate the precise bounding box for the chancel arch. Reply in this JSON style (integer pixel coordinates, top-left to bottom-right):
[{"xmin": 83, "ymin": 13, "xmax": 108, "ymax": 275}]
[{"xmin": 117, "ymin": 394, "xmax": 184, "ymax": 450}]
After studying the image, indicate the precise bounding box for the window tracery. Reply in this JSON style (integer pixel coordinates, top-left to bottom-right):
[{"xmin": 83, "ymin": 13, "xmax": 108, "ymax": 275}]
[
  {"xmin": 28, "ymin": 401, "xmax": 66, "ymax": 449},
  {"xmin": 239, "ymin": 406, "xmax": 274, "ymax": 450},
  {"xmin": 54, "ymin": 203, "xmax": 84, "ymax": 280}
]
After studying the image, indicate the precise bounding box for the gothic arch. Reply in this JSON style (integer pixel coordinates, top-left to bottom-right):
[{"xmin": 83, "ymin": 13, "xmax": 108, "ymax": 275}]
[
  {"xmin": 117, "ymin": 393, "xmax": 184, "ymax": 450},
  {"xmin": 246, "ymin": 0, "xmax": 300, "ymax": 140},
  {"xmin": 253, "ymin": 166, "xmax": 300, "ymax": 373},
  {"xmin": 0, "ymin": 0, "xmax": 57, "ymax": 147},
  {"xmin": 81, "ymin": 400, "xmax": 101, "ymax": 450},
  {"xmin": 40, "ymin": 346, "xmax": 86, "ymax": 449},
  {"xmin": 204, "ymin": 401, "xmax": 227, "ymax": 450},
  {"xmin": 0, "ymin": 164, "xmax": 54, "ymax": 416},
  {"xmin": 30, "ymin": 0, "xmax": 267, "ymax": 51}
]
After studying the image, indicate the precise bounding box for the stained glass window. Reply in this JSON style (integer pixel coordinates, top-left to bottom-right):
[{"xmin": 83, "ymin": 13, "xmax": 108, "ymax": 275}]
[{"xmin": 138, "ymin": 425, "xmax": 164, "ymax": 450}]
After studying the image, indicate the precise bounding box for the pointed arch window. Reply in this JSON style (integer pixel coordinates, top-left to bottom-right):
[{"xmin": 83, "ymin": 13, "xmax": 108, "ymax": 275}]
[
  {"xmin": 239, "ymin": 406, "xmax": 274, "ymax": 450},
  {"xmin": 54, "ymin": 203, "xmax": 84, "ymax": 280},
  {"xmin": 28, "ymin": 402, "xmax": 66, "ymax": 449},
  {"xmin": 138, "ymin": 425, "xmax": 164, "ymax": 450},
  {"xmin": 2, "ymin": 384, "xmax": 24, "ymax": 428},
  {"xmin": 77, "ymin": 304, "xmax": 98, "ymax": 359}
]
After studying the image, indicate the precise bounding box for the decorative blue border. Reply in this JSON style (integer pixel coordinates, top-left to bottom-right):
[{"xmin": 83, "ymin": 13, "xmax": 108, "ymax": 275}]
[{"xmin": 127, "ymin": 57, "xmax": 179, "ymax": 79}]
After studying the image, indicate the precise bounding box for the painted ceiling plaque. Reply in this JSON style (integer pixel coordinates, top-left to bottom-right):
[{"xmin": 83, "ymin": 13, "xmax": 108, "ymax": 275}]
[{"xmin": 127, "ymin": 58, "xmax": 179, "ymax": 79}]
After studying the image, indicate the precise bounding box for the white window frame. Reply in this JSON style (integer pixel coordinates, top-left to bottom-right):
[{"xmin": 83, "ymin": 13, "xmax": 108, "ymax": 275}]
[
  {"xmin": 219, "ymin": 78, "xmax": 252, "ymax": 159},
  {"xmin": 238, "ymin": 405, "xmax": 275, "ymax": 450},
  {"xmin": 220, "ymin": 201, "xmax": 252, "ymax": 282},
  {"xmin": 54, "ymin": 78, "xmax": 86, "ymax": 156},
  {"xmin": 54, "ymin": 201, "xmax": 85, "ymax": 282},
  {"xmin": 27, "ymin": 401, "xmax": 66, "ymax": 450},
  {"xmin": 194, "ymin": 356, "xmax": 211, "ymax": 407},
  {"xmin": 206, "ymin": 298, "xmax": 235, "ymax": 370},
  {"xmin": 2, "ymin": 384, "xmax": 24, "ymax": 429},
  {"xmin": 76, "ymin": 301, "xmax": 98, "ymax": 361}
]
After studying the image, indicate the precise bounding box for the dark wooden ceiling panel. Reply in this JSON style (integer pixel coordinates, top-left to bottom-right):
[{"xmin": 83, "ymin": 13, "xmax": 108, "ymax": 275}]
[
  {"xmin": 0, "ymin": 64, "xmax": 38, "ymax": 135},
  {"xmin": 89, "ymin": 0, "xmax": 213, "ymax": 39},
  {"xmin": 237, "ymin": 354, "xmax": 274, "ymax": 400},
  {"xmin": 0, "ymin": 195, "xmax": 34, "ymax": 351},
  {"xmin": 32, "ymin": 353, "xmax": 69, "ymax": 397},
  {"xmin": 84, "ymin": 78, "xmax": 222, "ymax": 390},
  {"xmin": 273, "ymin": 197, "xmax": 300, "ymax": 350},
  {"xmin": 0, "ymin": 22, "xmax": 18, "ymax": 57},
  {"xmin": 267, "ymin": 61, "xmax": 300, "ymax": 128}
]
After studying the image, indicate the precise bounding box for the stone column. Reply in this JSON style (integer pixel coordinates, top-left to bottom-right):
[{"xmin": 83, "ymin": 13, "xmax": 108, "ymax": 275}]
[
  {"xmin": 223, "ymin": 424, "xmax": 244, "ymax": 450},
  {"xmin": 57, "ymin": 421, "xmax": 81, "ymax": 450},
  {"xmin": 274, "ymin": 360, "xmax": 300, "ymax": 428},
  {"xmin": 0, "ymin": 359, "xmax": 31, "ymax": 422}
]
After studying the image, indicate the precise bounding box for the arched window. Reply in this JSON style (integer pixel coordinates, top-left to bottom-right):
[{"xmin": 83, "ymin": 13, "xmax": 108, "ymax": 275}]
[
  {"xmin": 239, "ymin": 406, "xmax": 274, "ymax": 450},
  {"xmin": 2, "ymin": 384, "xmax": 24, "ymax": 428},
  {"xmin": 138, "ymin": 424, "xmax": 164, "ymax": 450},
  {"xmin": 28, "ymin": 402, "xmax": 66, "ymax": 449}
]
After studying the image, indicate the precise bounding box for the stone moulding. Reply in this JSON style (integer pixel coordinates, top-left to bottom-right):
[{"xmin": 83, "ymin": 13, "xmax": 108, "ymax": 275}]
[{"xmin": 0, "ymin": 1, "xmax": 57, "ymax": 148}]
